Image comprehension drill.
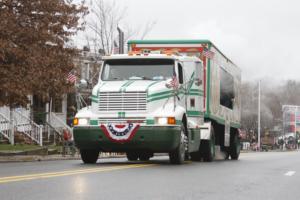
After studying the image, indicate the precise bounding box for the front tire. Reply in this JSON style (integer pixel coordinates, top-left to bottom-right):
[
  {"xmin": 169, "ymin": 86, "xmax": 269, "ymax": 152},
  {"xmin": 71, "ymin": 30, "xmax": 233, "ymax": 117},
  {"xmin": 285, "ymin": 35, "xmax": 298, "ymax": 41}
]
[
  {"xmin": 126, "ymin": 152, "xmax": 139, "ymax": 161},
  {"xmin": 139, "ymin": 152, "xmax": 152, "ymax": 161},
  {"xmin": 80, "ymin": 149, "xmax": 99, "ymax": 164},
  {"xmin": 169, "ymin": 125, "xmax": 187, "ymax": 164}
]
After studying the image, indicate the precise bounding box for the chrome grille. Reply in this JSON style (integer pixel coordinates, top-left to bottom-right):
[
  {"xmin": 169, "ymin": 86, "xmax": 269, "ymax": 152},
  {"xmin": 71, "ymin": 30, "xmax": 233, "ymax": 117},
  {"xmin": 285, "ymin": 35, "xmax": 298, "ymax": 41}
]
[{"xmin": 99, "ymin": 92, "xmax": 147, "ymax": 111}]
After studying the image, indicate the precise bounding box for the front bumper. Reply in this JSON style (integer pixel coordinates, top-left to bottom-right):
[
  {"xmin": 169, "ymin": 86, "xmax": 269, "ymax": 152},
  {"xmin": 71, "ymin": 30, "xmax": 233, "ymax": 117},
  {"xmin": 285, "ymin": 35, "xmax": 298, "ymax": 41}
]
[{"xmin": 73, "ymin": 125, "xmax": 181, "ymax": 152}]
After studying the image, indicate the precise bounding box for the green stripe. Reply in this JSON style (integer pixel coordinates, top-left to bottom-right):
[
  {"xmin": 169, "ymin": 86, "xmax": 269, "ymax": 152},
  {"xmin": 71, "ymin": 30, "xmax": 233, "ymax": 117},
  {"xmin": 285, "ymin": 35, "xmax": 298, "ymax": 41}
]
[
  {"xmin": 123, "ymin": 80, "xmax": 135, "ymax": 91},
  {"xmin": 148, "ymin": 90, "xmax": 173, "ymax": 98},
  {"xmin": 176, "ymin": 120, "xmax": 181, "ymax": 125},
  {"xmin": 119, "ymin": 81, "xmax": 134, "ymax": 92},
  {"xmin": 205, "ymin": 113, "xmax": 241, "ymax": 128},
  {"xmin": 206, "ymin": 43, "xmax": 212, "ymax": 115},
  {"xmin": 188, "ymin": 92, "xmax": 203, "ymax": 96},
  {"xmin": 190, "ymin": 89, "xmax": 203, "ymax": 92},
  {"xmin": 118, "ymin": 112, "xmax": 126, "ymax": 118},
  {"xmin": 146, "ymin": 81, "xmax": 161, "ymax": 92},
  {"xmin": 187, "ymin": 111, "xmax": 204, "ymax": 116},
  {"xmin": 204, "ymin": 113, "xmax": 225, "ymax": 124},
  {"xmin": 90, "ymin": 120, "xmax": 98, "ymax": 125},
  {"xmin": 146, "ymin": 119, "xmax": 155, "ymax": 125}
]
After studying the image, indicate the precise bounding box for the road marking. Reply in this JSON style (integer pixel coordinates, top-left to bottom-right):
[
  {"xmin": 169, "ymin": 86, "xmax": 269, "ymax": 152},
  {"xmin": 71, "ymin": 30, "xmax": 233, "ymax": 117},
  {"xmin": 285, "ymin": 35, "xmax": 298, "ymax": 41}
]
[
  {"xmin": 0, "ymin": 164, "xmax": 155, "ymax": 184},
  {"xmin": 284, "ymin": 171, "xmax": 296, "ymax": 176}
]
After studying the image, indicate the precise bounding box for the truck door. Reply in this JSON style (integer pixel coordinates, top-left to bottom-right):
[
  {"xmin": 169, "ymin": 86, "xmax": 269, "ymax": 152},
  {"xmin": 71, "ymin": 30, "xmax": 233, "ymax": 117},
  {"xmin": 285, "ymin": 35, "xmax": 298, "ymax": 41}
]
[{"xmin": 187, "ymin": 61, "xmax": 204, "ymax": 125}]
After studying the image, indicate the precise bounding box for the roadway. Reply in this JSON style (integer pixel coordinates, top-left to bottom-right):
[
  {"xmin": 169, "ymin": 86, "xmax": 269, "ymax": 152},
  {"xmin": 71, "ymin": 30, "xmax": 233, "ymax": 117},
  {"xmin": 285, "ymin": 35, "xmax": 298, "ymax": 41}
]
[{"xmin": 0, "ymin": 151, "xmax": 300, "ymax": 200}]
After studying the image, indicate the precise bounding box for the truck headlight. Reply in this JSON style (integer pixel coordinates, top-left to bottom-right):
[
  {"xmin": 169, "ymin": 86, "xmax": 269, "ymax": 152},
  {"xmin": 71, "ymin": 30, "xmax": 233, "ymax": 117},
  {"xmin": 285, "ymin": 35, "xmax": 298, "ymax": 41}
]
[
  {"xmin": 156, "ymin": 117, "xmax": 176, "ymax": 125},
  {"xmin": 73, "ymin": 118, "xmax": 89, "ymax": 126}
]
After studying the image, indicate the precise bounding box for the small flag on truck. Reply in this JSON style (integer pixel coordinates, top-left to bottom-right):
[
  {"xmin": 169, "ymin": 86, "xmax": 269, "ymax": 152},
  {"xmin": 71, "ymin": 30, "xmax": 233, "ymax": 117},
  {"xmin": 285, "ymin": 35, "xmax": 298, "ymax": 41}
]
[
  {"xmin": 202, "ymin": 48, "xmax": 215, "ymax": 59},
  {"xmin": 170, "ymin": 72, "xmax": 179, "ymax": 89}
]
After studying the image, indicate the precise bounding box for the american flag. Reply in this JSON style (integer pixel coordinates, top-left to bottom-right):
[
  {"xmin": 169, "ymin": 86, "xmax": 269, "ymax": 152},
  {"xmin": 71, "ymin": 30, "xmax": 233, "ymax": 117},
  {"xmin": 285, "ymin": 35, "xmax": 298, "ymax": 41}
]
[
  {"xmin": 202, "ymin": 48, "xmax": 215, "ymax": 59},
  {"xmin": 170, "ymin": 71, "xmax": 179, "ymax": 89},
  {"xmin": 67, "ymin": 71, "xmax": 77, "ymax": 83}
]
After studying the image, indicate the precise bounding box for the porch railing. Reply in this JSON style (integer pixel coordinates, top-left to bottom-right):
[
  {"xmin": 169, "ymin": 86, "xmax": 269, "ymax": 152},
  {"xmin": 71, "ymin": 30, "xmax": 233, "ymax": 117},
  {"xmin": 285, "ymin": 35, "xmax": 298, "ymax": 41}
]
[
  {"xmin": 13, "ymin": 110, "xmax": 43, "ymax": 146},
  {"xmin": 50, "ymin": 112, "xmax": 73, "ymax": 138},
  {"xmin": 0, "ymin": 112, "xmax": 13, "ymax": 144}
]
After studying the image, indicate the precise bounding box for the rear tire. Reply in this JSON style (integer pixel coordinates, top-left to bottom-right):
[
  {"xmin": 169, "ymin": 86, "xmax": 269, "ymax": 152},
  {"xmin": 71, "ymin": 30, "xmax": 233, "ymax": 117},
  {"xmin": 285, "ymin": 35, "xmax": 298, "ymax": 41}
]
[
  {"xmin": 190, "ymin": 151, "xmax": 201, "ymax": 161},
  {"xmin": 80, "ymin": 149, "xmax": 99, "ymax": 164},
  {"xmin": 126, "ymin": 152, "xmax": 139, "ymax": 161},
  {"xmin": 169, "ymin": 124, "xmax": 187, "ymax": 164}
]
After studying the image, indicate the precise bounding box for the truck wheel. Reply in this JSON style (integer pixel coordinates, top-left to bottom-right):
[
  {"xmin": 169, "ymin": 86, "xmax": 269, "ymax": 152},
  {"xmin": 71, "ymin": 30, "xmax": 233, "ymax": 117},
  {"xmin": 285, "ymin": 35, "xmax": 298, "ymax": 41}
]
[
  {"xmin": 80, "ymin": 149, "xmax": 99, "ymax": 164},
  {"xmin": 126, "ymin": 152, "xmax": 139, "ymax": 161},
  {"xmin": 139, "ymin": 152, "xmax": 152, "ymax": 161},
  {"xmin": 190, "ymin": 151, "xmax": 201, "ymax": 161},
  {"xmin": 169, "ymin": 125, "xmax": 187, "ymax": 164},
  {"xmin": 230, "ymin": 133, "xmax": 240, "ymax": 160},
  {"xmin": 201, "ymin": 128, "xmax": 215, "ymax": 162}
]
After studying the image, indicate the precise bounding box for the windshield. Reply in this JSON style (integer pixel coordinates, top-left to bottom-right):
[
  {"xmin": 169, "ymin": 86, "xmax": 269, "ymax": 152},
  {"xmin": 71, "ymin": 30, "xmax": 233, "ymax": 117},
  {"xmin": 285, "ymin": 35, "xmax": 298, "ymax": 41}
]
[{"xmin": 101, "ymin": 59, "xmax": 174, "ymax": 81}]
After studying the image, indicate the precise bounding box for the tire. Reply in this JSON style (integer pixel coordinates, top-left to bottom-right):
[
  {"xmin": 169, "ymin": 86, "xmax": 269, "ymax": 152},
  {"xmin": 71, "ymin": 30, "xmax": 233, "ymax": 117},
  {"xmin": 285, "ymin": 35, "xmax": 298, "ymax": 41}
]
[
  {"xmin": 169, "ymin": 124, "xmax": 187, "ymax": 164},
  {"xmin": 80, "ymin": 149, "xmax": 99, "ymax": 164},
  {"xmin": 126, "ymin": 152, "xmax": 139, "ymax": 161},
  {"xmin": 230, "ymin": 132, "xmax": 240, "ymax": 160},
  {"xmin": 201, "ymin": 127, "xmax": 215, "ymax": 162},
  {"xmin": 139, "ymin": 152, "xmax": 152, "ymax": 161},
  {"xmin": 190, "ymin": 151, "xmax": 201, "ymax": 161}
]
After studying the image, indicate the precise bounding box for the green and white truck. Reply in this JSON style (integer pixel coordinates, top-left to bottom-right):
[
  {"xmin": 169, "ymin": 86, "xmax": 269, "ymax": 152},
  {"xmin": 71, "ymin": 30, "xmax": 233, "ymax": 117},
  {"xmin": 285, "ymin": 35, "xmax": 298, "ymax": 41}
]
[{"xmin": 73, "ymin": 40, "xmax": 241, "ymax": 164}]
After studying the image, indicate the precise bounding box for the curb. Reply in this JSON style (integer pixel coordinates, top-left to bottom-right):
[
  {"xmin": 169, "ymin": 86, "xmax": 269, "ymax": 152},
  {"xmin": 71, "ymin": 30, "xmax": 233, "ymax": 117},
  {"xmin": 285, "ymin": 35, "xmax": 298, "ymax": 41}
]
[
  {"xmin": 0, "ymin": 155, "xmax": 81, "ymax": 163},
  {"xmin": 0, "ymin": 154, "xmax": 126, "ymax": 163}
]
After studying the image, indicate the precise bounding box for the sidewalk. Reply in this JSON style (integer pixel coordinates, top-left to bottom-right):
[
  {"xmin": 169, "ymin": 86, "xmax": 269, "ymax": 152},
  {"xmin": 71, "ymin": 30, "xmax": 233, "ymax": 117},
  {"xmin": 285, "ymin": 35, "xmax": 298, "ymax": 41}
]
[
  {"xmin": 0, "ymin": 152, "xmax": 126, "ymax": 163},
  {"xmin": 0, "ymin": 154, "xmax": 81, "ymax": 163}
]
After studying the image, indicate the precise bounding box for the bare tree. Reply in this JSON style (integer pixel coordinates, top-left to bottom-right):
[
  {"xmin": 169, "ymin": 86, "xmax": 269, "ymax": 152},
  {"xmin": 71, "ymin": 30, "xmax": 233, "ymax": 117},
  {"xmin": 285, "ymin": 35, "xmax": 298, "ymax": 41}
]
[
  {"xmin": 85, "ymin": 0, "xmax": 156, "ymax": 55},
  {"xmin": 87, "ymin": 0, "xmax": 126, "ymax": 55}
]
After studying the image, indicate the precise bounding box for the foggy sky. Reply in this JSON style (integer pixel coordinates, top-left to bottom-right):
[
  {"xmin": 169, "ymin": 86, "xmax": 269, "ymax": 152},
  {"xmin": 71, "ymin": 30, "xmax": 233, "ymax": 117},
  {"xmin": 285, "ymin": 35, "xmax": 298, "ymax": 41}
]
[{"xmin": 77, "ymin": 0, "xmax": 300, "ymax": 81}]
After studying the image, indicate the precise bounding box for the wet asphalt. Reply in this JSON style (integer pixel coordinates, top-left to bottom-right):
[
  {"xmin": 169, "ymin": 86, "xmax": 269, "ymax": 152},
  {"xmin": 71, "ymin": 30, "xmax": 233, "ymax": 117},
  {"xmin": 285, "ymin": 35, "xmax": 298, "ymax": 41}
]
[{"xmin": 0, "ymin": 151, "xmax": 300, "ymax": 200}]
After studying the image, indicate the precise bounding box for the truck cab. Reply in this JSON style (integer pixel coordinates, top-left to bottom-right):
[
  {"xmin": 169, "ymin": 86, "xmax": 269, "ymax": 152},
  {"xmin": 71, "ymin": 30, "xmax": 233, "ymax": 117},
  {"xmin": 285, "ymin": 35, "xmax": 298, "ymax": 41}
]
[{"xmin": 73, "ymin": 52, "xmax": 205, "ymax": 164}]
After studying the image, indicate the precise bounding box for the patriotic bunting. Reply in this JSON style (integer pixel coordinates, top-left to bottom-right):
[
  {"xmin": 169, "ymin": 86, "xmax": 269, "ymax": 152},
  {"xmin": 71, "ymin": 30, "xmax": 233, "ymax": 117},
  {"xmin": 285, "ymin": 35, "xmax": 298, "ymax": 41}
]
[{"xmin": 100, "ymin": 123, "xmax": 140, "ymax": 143}]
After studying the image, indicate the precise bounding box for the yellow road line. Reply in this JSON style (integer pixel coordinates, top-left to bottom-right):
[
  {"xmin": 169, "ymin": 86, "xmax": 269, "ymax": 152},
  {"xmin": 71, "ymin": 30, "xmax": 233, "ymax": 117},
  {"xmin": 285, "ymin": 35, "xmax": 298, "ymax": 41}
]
[{"xmin": 0, "ymin": 164, "xmax": 155, "ymax": 184}]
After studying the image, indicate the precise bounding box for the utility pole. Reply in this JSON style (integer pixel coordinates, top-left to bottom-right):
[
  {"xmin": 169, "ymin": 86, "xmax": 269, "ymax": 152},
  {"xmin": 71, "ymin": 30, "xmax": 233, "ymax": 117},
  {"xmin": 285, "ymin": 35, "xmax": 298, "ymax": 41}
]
[{"xmin": 258, "ymin": 80, "xmax": 261, "ymax": 151}]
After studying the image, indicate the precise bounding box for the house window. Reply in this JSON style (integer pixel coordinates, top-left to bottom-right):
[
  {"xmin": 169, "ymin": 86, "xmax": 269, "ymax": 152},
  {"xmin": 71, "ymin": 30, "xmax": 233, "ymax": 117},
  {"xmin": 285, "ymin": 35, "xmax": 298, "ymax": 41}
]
[{"xmin": 52, "ymin": 98, "xmax": 62, "ymax": 113}]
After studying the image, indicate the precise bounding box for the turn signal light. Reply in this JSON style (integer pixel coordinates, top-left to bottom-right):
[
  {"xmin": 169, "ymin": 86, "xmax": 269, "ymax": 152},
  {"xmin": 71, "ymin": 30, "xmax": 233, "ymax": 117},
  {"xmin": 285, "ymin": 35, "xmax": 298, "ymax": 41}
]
[
  {"xmin": 73, "ymin": 118, "xmax": 79, "ymax": 126},
  {"xmin": 167, "ymin": 117, "xmax": 176, "ymax": 125}
]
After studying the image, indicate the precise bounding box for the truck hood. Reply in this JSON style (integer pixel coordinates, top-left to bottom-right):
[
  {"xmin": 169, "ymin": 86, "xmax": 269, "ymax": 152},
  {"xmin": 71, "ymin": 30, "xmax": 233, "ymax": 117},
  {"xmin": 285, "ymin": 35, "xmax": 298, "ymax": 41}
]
[{"xmin": 99, "ymin": 80, "xmax": 167, "ymax": 92}]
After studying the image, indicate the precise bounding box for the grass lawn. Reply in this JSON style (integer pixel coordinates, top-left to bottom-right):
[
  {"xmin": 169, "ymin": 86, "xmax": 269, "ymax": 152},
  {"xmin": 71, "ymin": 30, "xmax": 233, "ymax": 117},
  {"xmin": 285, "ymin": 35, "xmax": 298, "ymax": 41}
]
[{"xmin": 0, "ymin": 144, "xmax": 43, "ymax": 152}]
